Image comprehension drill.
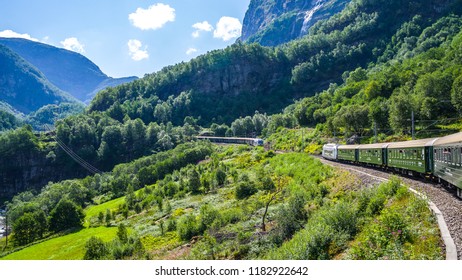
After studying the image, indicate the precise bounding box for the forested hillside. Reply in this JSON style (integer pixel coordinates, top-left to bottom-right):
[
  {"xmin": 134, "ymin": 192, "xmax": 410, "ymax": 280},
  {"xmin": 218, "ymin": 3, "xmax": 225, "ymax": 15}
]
[
  {"xmin": 0, "ymin": 44, "xmax": 78, "ymax": 114},
  {"xmin": 0, "ymin": 38, "xmax": 138, "ymax": 103},
  {"xmin": 1, "ymin": 0, "xmax": 462, "ymax": 199},
  {"xmin": 289, "ymin": 15, "xmax": 462, "ymax": 141},
  {"xmin": 1, "ymin": 0, "xmax": 461, "ymax": 261},
  {"xmin": 89, "ymin": 0, "xmax": 462, "ymax": 127}
]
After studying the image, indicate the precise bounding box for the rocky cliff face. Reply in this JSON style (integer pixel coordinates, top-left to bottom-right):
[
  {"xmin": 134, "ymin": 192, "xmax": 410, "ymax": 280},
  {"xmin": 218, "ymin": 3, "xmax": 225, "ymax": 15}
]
[
  {"xmin": 241, "ymin": 0, "xmax": 350, "ymax": 46},
  {"xmin": 0, "ymin": 149, "xmax": 51, "ymax": 199}
]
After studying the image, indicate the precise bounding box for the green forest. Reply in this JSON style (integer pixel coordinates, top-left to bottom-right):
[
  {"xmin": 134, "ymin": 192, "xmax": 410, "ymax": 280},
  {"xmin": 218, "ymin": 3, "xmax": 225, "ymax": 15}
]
[{"xmin": 1, "ymin": 0, "xmax": 462, "ymax": 260}]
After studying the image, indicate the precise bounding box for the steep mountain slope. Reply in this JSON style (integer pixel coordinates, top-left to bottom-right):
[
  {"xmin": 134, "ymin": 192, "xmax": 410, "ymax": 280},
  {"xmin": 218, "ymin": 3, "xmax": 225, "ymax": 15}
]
[
  {"xmin": 2, "ymin": 0, "xmax": 462, "ymax": 200},
  {"xmin": 0, "ymin": 38, "xmax": 137, "ymax": 102},
  {"xmin": 0, "ymin": 44, "xmax": 78, "ymax": 114},
  {"xmin": 241, "ymin": 0, "xmax": 350, "ymax": 46},
  {"xmin": 89, "ymin": 0, "xmax": 462, "ymax": 126}
]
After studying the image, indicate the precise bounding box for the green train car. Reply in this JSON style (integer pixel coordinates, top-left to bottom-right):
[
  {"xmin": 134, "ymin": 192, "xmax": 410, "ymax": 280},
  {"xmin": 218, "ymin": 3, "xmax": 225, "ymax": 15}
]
[
  {"xmin": 433, "ymin": 132, "xmax": 462, "ymax": 198},
  {"xmin": 358, "ymin": 143, "xmax": 389, "ymax": 166},
  {"xmin": 387, "ymin": 138, "xmax": 438, "ymax": 174},
  {"xmin": 322, "ymin": 132, "xmax": 462, "ymax": 198},
  {"xmin": 337, "ymin": 145, "xmax": 358, "ymax": 162}
]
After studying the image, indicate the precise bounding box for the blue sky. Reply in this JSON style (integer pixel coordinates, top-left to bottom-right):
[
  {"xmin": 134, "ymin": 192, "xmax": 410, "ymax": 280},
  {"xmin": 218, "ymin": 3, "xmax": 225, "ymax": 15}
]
[{"xmin": 0, "ymin": 0, "xmax": 250, "ymax": 78}]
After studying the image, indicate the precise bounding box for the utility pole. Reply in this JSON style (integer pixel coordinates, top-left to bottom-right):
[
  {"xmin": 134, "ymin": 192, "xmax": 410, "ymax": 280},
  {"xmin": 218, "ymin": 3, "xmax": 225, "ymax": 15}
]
[
  {"xmin": 4, "ymin": 208, "xmax": 7, "ymax": 249},
  {"xmin": 374, "ymin": 121, "xmax": 378, "ymax": 143},
  {"xmin": 301, "ymin": 127, "xmax": 304, "ymax": 150},
  {"xmin": 411, "ymin": 111, "xmax": 415, "ymax": 140}
]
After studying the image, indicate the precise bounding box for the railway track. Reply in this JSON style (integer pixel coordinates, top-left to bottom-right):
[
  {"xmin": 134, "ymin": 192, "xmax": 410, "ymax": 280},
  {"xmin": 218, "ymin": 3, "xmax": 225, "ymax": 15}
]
[{"xmin": 317, "ymin": 156, "xmax": 462, "ymax": 260}]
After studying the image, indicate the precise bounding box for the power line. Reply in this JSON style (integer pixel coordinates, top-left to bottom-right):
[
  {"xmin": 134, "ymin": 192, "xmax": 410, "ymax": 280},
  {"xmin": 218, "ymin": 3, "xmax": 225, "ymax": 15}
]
[{"xmin": 44, "ymin": 124, "xmax": 101, "ymax": 174}]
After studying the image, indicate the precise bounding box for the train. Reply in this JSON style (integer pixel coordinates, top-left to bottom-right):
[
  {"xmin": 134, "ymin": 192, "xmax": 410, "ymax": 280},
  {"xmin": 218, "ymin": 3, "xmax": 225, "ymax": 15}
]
[
  {"xmin": 322, "ymin": 131, "xmax": 462, "ymax": 199},
  {"xmin": 195, "ymin": 136, "xmax": 264, "ymax": 146}
]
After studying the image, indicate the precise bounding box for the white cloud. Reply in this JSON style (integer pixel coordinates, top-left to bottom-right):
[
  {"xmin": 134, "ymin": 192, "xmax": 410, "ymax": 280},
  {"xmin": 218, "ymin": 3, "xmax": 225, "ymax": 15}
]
[
  {"xmin": 192, "ymin": 21, "xmax": 213, "ymax": 38},
  {"xmin": 186, "ymin": 48, "xmax": 198, "ymax": 55},
  {"xmin": 213, "ymin": 17, "xmax": 242, "ymax": 41},
  {"xmin": 60, "ymin": 37, "xmax": 85, "ymax": 53},
  {"xmin": 129, "ymin": 3, "xmax": 175, "ymax": 30},
  {"xmin": 0, "ymin": 30, "xmax": 39, "ymax": 41},
  {"xmin": 128, "ymin": 39, "xmax": 149, "ymax": 61}
]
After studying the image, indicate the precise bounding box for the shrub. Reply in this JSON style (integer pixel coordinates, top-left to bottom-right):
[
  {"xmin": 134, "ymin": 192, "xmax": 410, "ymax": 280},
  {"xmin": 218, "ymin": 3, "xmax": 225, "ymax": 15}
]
[
  {"xmin": 166, "ymin": 219, "xmax": 177, "ymax": 232},
  {"xmin": 272, "ymin": 194, "xmax": 307, "ymax": 245},
  {"xmin": 215, "ymin": 168, "xmax": 227, "ymax": 186},
  {"xmin": 197, "ymin": 204, "xmax": 221, "ymax": 233},
  {"xmin": 48, "ymin": 199, "xmax": 84, "ymax": 232},
  {"xmin": 323, "ymin": 201, "xmax": 358, "ymax": 236},
  {"xmin": 84, "ymin": 236, "xmax": 109, "ymax": 260},
  {"xmin": 177, "ymin": 214, "xmax": 198, "ymax": 241},
  {"xmin": 235, "ymin": 182, "xmax": 258, "ymax": 200},
  {"xmin": 380, "ymin": 176, "xmax": 402, "ymax": 197},
  {"xmin": 13, "ymin": 212, "xmax": 42, "ymax": 246},
  {"xmin": 117, "ymin": 224, "xmax": 128, "ymax": 243},
  {"xmin": 222, "ymin": 208, "xmax": 243, "ymax": 224},
  {"xmin": 269, "ymin": 222, "xmax": 335, "ymax": 260},
  {"xmin": 366, "ymin": 192, "xmax": 386, "ymax": 216}
]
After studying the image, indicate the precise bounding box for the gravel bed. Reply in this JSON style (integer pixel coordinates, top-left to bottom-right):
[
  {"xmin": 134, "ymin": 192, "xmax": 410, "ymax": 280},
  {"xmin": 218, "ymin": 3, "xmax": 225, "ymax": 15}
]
[{"xmin": 318, "ymin": 157, "xmax": 462, "ymax": 260}]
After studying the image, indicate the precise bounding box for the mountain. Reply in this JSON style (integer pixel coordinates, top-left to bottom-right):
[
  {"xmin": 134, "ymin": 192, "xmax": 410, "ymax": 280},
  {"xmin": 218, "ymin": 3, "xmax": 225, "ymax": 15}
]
[
  {"xmin": 241, "ymin": 0, "xmax": 351, "ymax": 46},
  {"xmin": 0, "ymin": 38, "xmax": 138, "ymax": 103},
  {"xmin": 2, "ymin": 0, "xmax": 462, "ymax": 200},
  {"xmin": 0, "ymin": 44, "xmax": 78, "ymax": 114},
  {"xmin": 89, "ymin": 0, "xmax": 462, "ymax": 126}
]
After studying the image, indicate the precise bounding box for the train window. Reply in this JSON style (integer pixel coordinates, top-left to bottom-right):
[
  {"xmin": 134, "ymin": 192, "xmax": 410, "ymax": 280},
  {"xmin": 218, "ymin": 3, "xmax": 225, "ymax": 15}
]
[
  {"xmin": 455, "ymin": 148, "xmax": 458, "ymax": 165},
  {"xmin": 454, "ymin": 147, "xmax": 462, "ymax": 165},
  {"xmin": 460, "ymin": 147, "xmax": 462, "ymax": 165}
]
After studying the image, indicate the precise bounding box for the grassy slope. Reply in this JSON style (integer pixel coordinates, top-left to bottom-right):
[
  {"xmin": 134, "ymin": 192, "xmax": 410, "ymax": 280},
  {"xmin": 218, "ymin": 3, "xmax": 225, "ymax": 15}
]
[
  {"xmin": 84, "ymin": 197, "xmax": 125, "ymax": 227},
  {"xmin": 0, "ymin": 145, "xmax": 443, "ymax": 260},
  {"xmin": 0, "ymin": 227, "xmax": 117, "ymax": 260}
]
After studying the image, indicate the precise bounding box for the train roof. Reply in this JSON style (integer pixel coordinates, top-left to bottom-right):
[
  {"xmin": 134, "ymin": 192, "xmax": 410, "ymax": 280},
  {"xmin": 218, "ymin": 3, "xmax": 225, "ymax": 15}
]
[
  {"xmin": 323, "ymin": 143, "xmax": 338, "ymax": 148},
  {"xmin": 433, "ymin": 132, "xmax": 462, "ymax": 146},
  {"xmin": 195, "ymin": 136, "xmax": 261, "ymax": 141},
  {"xmin": 338, "ymin": 145, "xmax": 360, "ymax": 150},
  {"xmin": 357, "ymin": 143, "xmax": 390, "ymax": 149},
  {"xmin": 387, "ymin": 137, "xmax": 439, "ymax": 149}
]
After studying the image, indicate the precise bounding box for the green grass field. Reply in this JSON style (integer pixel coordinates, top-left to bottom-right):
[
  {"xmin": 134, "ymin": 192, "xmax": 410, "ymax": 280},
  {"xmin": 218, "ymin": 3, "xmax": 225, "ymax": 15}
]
[
  {"xmin": 0, "ymin": 227, "xmax": 117, "ymax": 260},
  {"xmin": 84, "ymin": 197, "xmax": 126, "ymax": 227}
]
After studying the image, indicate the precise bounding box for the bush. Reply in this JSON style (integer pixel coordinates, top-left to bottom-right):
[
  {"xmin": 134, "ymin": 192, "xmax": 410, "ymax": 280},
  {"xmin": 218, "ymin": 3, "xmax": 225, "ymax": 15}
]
[
  {"xmin": 322, "ymin": 201, "xmax": 358, "ymax": 236},
  {"xmin": 348, "ymin": 207, "xmax": 411, "ymax": 260},
  {"xmin": 268, "ymin": 221, "xmax": 335, "ymax": 260},
  {"xmin": 117, "ymin": 224, "xmax": 128, "ymax": 243},
  {"xmin": 366, "ymin": 192, "xmax": 386, "ymax": 216},
  {"xmin": 197, "ymin": 204, "xmax": 221, "ymax": 233},
  {"xmin": 84, "ymin": 236, "xmax": 109, "ymax": 260},
  {"xmin": 272, "ymin": 194, "xmax": 307, "ymax": 245},
  {"xmin": 235, "ymin": 182, "xmax": 258, "ymax": 200},
  {"xmin": 48, "ymin": 199, "xmax": 84, "ymax": 232},
  {"xmin": 379, "ymin": 176, "xmax": 402, "ymax": 197},
  {"xmin": 13, "ymin": 212, "xmax": 43, "ymax": 246},
  {"xmin": 177, "ymin": 214, "xmax": 198, "ymax": 241},
  {"xmin": 166, "ymin": 219, "xmax": 177, "ymax": 232},
  {"xmin": 222, "ymin": 208, "xmax": 243, "ymax": 224}
]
